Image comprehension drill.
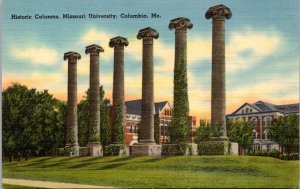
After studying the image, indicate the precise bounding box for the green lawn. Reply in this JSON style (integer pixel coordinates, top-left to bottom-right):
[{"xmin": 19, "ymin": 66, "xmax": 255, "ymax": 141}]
[{"xmin": 3, "ymin": 156, "xmax": 299, "ymax": 188}]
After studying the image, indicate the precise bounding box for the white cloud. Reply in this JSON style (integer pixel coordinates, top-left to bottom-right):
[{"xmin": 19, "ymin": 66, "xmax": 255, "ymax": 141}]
[
  {"xmin": 12, "ymin": 47, "xmax": 58, "ymax": 65},
  {"xmin": 80, "ymin": 28, "xmax": 114, "ymax": 62},
  {"xmin": 226, "ymin": 28, "xmax": 281, "ymax": 72}
]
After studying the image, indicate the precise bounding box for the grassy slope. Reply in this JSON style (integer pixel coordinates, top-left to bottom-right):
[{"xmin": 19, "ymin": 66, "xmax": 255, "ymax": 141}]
[{"xmin": 3, "ymin": 156, "xmax": 299, "ymax": 188}]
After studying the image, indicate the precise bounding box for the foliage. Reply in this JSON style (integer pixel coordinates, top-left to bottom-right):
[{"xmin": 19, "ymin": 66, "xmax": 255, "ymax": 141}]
[
  {"xmin": 103, "ymin": 144, "xmax": 127, "ymax": 156},
  {"xmin": 154, "ymin": 114, "xmax": 160, "ymax": 143},
  {"xmin": 111, "ymin": 104, "xmax": 124, "ymax": 144},
  {"xmin": 248, "ymin": 149, "xmax": 299, "ymax": 160},
  {"xmin": 227, "ymin": 119, "xmax": 254, "ymax": 149},
  {"xmin": 2, "ymin": 83, "xmax": 65, "ymax": 157},
  {"xmin": 77, "ymin": 86, "xmax": 111, "ymax": 146},
  {"xmin": 170, "ymin": 48, "xmax": 189, "ymax": 143},
  {"xmin": 198, "ymin": 141, "xmax": 228, "ymax": 155},
  {"xmin": 3, "ymin": 156, "xmax": 299, "ymax": 188},
  {"xmin": 100, "ymin": 99, "xmax": 111, "ymax": 146},
  {"xmin": 194, "ymin": 120, "xmax": 221, "ymax": 143},
  {"xmin": 268, "ymin": 115, "xmax": 299, "ymax": 149}
]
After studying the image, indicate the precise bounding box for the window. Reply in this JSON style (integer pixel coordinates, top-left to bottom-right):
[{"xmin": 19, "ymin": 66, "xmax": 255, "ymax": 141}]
[
  {"xmin": 160, "ymin": 126, "xmax": 164, "ymax": 136},
  {"xmin": 251, "ymin": 117, "xmax": 257, "ymax": 128},
  {"xmin": 264, "ymin": 129, "xmax": 269, "ymax": 140},
  {"xmin": 245, "ymin": 108, "xmax": 249, "ymax": 113},
  {"xmin": 264, "ymin": 117, "xmax": 272, "ymax": 127},
  {"xmin": 129, "ymin": 125, "xmax": 133, "ymax": 133},
  {"xmin": 250, "ymin": 109, "xmax": 253, "ymax": 113},
  {"xmin": 253, "ymin": 130, "xmax": 259, "ymax": 139},
  {"xmin": 134, "ymin": 125, "xmax": 137, "ymax": 133},
  {"xmin": 241, "ymin": 110, "xmax": 244, "ymax": 114}
]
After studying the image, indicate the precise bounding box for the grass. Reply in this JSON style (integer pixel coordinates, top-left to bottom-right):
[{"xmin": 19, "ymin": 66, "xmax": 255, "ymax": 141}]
[{"xmin": 3, "ymin": 156, "xmax": 299, "ymax": 188}]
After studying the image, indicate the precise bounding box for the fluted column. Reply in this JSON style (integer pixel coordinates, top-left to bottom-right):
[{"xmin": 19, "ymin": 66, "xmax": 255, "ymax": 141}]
[
  {"xmin": 85, "ymin": 44, "xmax": 104, "ymax": 145},
  {"xmin": 169, "ymin": 17, "xmax": 193, "ymax": 143},
  {"xmin": 206, "ymin": 4, "xmax": 232, "ymax": 137},
  {"xmin": 64, "ymin": 51, "xmax": 81, "ymax": 147},
  {"xmin": 137, "ymin": 27, "xmax": 159, "ymax": 144},
  {"xmin": 109, "ymin": 37, "xmax": 129, "ymax": 144}
]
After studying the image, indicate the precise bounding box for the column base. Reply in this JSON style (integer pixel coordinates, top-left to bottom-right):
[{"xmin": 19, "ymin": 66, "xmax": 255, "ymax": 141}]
[
  {"xmin": 161, "ymin": 143, "xmax": 198, "ymax": 156},
  {"xmin": 130, "ymin": 144, "xmax": 162, "ymax": 156},
  {"xmin": 104, "ymin": 144, "xmax": 129, "ymax": 156},
  {"xmin": 64, "ymin": 145, "xmax": 80, "ymax": 157},
  {"xmin": 79, "ymin": 142, "xmax": 103, "ymax": 157}
]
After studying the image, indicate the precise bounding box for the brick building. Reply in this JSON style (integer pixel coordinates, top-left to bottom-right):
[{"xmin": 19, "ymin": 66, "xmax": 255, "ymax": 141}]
[
  {"xmin": 124, "ymin": 99, "xmax": 197, "ymax": 146},
  {"xmin": 227, "ymin": 101, "xmax": 299, "ymax": 151}
]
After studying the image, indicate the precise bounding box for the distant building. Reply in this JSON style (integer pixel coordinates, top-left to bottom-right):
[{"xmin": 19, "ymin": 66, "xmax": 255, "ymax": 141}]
[
  {"xmin": 227, "ymin": 100, "xmax": 299, "ymax": 151},
  {"xmin": 124, "ymin": 99, "xmax": 197, "ymax": 146}
]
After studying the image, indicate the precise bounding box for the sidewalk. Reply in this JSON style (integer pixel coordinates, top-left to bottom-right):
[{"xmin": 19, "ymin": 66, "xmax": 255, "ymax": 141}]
[{"xmin": 2, "ymin": 178, "xmax": 115, "ymax": 188}]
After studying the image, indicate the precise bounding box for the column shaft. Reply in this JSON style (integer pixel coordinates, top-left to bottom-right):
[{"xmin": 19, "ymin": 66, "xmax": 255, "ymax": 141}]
[
  {"xmin": 112, "ymin": 46, "xmax": 125, "ymax": 143},
  {"xmin": 67, "ymin": 61, "xmax": 78, "ymax": 146},
  {"xmin": 211, "ymin": 18, "xmax": 226, "ymax": 136},
  {"xmin": 140, "ymin": 38, "xmax": 155, "ymax": 144},
  {"xmin": 88, "ymin": 54, "xmax": 100, "ymax": 144}
]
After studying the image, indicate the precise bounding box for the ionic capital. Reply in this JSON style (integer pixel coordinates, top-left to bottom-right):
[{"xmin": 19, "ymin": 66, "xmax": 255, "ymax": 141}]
[
  {"xmin": 169, "ymin": 17, "xmax": 193, "ymax": 31},
  {"xmin": 137, "ymin": 27, "xmax": 159, "ymax": 41},
  {"xmin": 64, "ymin": 51, "xmax": 81, "ymax": 63},
  {"xmin": 109, "ymin": 36, "xmax": 129, "ymax": 48},
  {"xmin": 205, "ymin": 4, "xmax": 232, "ymax": 20},
  {"xmin": 85, "ymin": 44, "xmax": 104, "ymax": 56}
]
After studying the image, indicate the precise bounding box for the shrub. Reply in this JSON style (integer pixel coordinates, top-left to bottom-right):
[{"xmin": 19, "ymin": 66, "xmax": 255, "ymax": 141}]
[
  {"xmin": 162, "ymin": 144, "xmax": 188, "ymax": 156},
  {"xmin": 248, "ymin": 149, "xmax": 298, "ymax": 160},
  {"xmin": 198, "ymin": 141, "xmax": 227, "ymax": 155},
  {"xmin": 104, "ymin": 144, "xmax": 126, "ymax": 156}
]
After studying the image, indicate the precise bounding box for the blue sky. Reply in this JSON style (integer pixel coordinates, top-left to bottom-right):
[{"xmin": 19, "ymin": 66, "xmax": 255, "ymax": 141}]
[{"xmin": 2, "ymin": 0, "xmax": 299, "ymax": 119}]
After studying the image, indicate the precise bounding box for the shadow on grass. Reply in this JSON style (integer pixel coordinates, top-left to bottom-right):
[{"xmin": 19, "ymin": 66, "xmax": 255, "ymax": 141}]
[
  {"xmin": 95, "ymin": 163, "xmax": 127, "ymax": 170},
  {"xmin": 68, "ymin": 162, "xmax": 95, "ymax": 169},
  {"xmin": 21, "ymin": 157, "xmax": 76, "ymax": 168},
  {"xmin": 80, "ymin": 156, "xmax": 104, "ymax": 163},
  {"xmin": 141, "ymin": 156, "xmax": 170, "ymax": 163},
  {"xmin": 107, "ymin": 156, "xmax": 134, "ymax": 163}
]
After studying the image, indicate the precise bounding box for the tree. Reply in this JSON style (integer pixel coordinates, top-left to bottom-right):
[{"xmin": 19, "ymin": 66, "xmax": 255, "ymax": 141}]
[
  {"xmin": 194, "ymin": 120, "xmax": 221, "ymax": 143},
  {"xmin": 269, "ymin": 115, "xmax": 299, "ymax": 154},
  {"xmin": 170, "ymin": 49, "xmax": 189, "ymax": 143},
  {"xmin": 100, "ymin": 99, "xmax": 111, "ymax": 146},
  {"xmin": 227, "ymin": 119, "xmax": 254, "ymax": 150},
  {"xmin": 2, "ymin": 83, "xmax": 65, "ymax": 161},
  {"xmin": 154, "ymin": 114, "xmax": 160, "ymax": 143}
]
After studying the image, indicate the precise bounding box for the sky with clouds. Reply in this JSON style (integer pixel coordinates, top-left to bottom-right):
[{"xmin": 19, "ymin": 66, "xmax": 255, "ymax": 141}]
[{"xmin": 2, "ymin": 0, "xmax": 299, "ymax": 120}]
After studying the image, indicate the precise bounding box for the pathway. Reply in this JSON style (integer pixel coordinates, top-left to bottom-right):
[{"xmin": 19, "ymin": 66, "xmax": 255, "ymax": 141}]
[{"xmin": 2, "ymin": 178, "xmax": 115, "ymax": 188}]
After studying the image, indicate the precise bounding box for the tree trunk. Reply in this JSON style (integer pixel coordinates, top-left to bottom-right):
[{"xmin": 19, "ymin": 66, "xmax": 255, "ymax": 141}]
[
  {"xmin": 2, "ymin": 152, "xmax": 5, "ymax": 162},
  {"xmin": 25, "ymin": 153, "xmax": 29, "ymax": 161},
  {"xmin": 9, "ymin": 152, "xmax": 13, "ymax": 163}
]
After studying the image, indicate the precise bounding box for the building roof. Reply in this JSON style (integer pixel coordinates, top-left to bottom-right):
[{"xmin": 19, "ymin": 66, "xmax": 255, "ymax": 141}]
[
  {"xmin": 275, "ymin": 103, "xmax": 300, "ymax": 114},
  {"xmin": 125, "ymin": 99, "xmax": 169, "ymax": 115},
  {"xmin": 228, "ymin": 101, "xmax": 299, "ymax": 116}
]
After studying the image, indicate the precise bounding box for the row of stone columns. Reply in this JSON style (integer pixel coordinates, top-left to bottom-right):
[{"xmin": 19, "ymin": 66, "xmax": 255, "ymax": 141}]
[{"xmin": 63, "ymin": 4, "xmax": 231, "ymax": 156}]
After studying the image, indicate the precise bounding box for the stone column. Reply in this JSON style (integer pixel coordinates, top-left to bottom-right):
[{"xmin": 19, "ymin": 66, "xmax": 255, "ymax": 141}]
[
  {"xmin": 138, "ymin": 27, "xmax": 159, "ymax": 144},
  {"xmin": 109, "ymin": 36, "xmax": 129, "ymax": 144},
  {"xmin": 206, "ymin": 4, "xmax": 232, "ymax": 137},
  {"xmin": 130, "ymin": 27, "xmax": 161, "ymax": 156},
  {"xmin": 85, "ymin": 45, "xmax": 104, "ymax": 148},
  {"xmin": 168, "ymin": 17, "xmax": 193, "ymax": 143},
  {"xmin": 64, "ymin": 51, "xmax": 81, "ymax": 156}
]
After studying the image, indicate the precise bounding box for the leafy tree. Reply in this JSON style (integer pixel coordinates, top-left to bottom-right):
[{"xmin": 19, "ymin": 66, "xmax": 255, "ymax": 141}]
[
  {"xmin": 154, "ymin": 114, "xmax": 160, "ymax": 143},
  {"xmin": 2, "ymin": 83, "xmax": 65, "ymax": 161},
  {"xmin": 269, "ymin": 115, "xmax": 299, "ymax": 154},
  {"xmin": 170, "ymin": 49, "xmax": 189, "ymax": 143},
  {"xmin": 227, "ymin": 119, "xmax": 254, "ymax": 150},
  {"xmin": 194, "ymin": 120, "xmax": 221, "ymax": 143}
]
